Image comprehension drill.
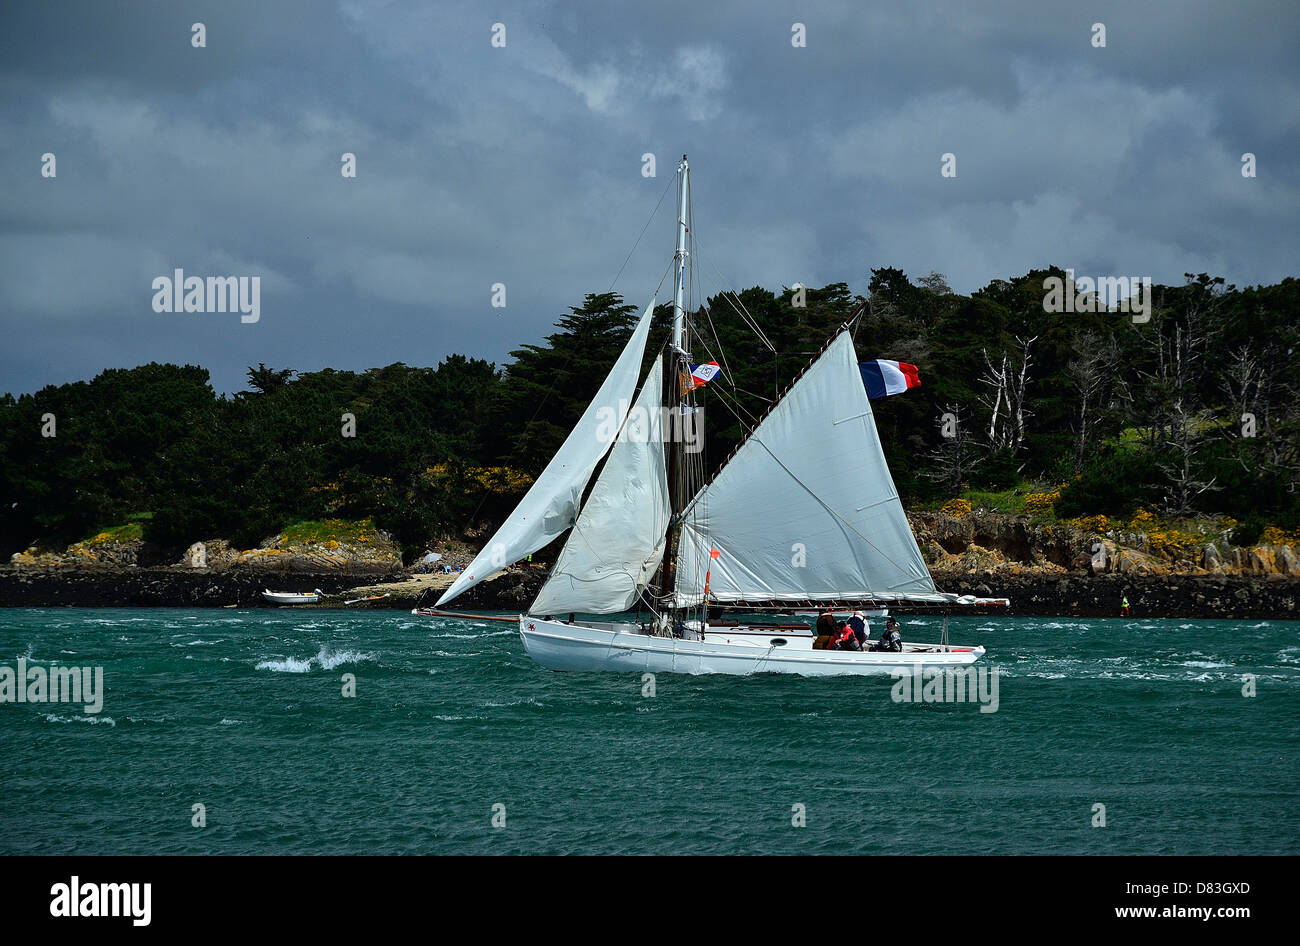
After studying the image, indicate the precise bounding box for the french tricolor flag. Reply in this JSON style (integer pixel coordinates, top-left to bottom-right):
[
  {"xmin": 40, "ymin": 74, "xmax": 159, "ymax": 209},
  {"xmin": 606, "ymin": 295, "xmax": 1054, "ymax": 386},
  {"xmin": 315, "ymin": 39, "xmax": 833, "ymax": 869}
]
[{"xmin": 859, "ymin": 360, "xmax": 921, "ymax": 399}]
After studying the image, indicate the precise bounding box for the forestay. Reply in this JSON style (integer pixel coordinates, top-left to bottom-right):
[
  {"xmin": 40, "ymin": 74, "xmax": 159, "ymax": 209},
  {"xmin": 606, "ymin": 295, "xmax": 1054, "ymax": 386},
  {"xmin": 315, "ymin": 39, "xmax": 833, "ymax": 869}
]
[
  {"xmin": 437, "ymin": 295, "xmax": 657, "ymax": 607},
  {"xmin": 674, "ymin": 331, "xmax": 936, "ymax": 605},
  {"xmin": 529, "ymin": 357, "xmax": 671, "ymax": 614}
]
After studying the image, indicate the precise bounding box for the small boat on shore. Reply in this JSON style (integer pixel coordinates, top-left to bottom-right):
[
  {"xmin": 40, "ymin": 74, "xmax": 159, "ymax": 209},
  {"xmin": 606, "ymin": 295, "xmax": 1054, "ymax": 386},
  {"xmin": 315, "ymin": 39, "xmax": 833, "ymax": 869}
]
[{"xmin": 262, "ymin": 589, "xmax": 323, "ymax": 605}]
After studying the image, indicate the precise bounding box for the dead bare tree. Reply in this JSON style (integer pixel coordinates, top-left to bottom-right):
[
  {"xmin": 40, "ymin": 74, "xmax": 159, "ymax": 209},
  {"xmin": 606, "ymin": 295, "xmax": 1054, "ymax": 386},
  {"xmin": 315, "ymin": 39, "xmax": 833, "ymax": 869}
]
[
  {"xmin": 977, "ymin": 335, "xmax": 1037, "ymax": 453},
  {"xmin": 1066, "ymin": 331, "xmax": 1121, "ymax": 472},
  {"xmin": 1139, "ymin": 276, "xmax": 1225, "ymax": 513},
  {"xmin": 1220, "ymin": 342, "xmax": 1261, "ymax": 435},
  {"xmin": 1222, "ymin": 324, "xmax": 1300, "ymax": 492},
  {"xmin": 925, "ymin": 404, "xmax": 979, "ymax": 496}
]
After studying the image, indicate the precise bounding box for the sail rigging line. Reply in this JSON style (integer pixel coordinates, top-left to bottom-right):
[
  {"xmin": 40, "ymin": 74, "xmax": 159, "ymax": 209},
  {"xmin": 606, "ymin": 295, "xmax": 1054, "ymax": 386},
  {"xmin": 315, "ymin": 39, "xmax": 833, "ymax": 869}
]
[
  {"xmin": 691, "ymin": 233, "xmax": 775, "ymax": 352},
  {"xmin": 679, "ymin": 308, "xmax": 867, "ymax": 506},
  {"xmin": 670, "ymin": 310, "xmax": 935, "ymax": 602},
  {"xmin": 607, "ymin": 174, "xmax": 676, "ymax": 292},
  {"xmin": 535, "ymin": 351, "xmax": 669, "ymax": 607},
  {"xmin": 497, "ymin": 257, "xmax": 675, "ymax": 468},
  {"xmin": 453, "ymin": 264, "xmax": 675, "ymax": 540},
  {"xmin": 708, "ymin": 426, "xmax": 932, "ymax": 594},
  {"xmin": 694, "ymin": 287, "xmax": 735, "ymax": 388},
  {"xmin": 686, "ymin": 327, "xmax": 762, "ymax": 424}
]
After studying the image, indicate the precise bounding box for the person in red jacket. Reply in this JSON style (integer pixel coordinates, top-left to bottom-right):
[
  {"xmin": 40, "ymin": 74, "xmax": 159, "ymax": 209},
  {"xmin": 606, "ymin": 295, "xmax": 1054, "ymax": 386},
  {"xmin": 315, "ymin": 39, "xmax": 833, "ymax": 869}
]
[
  {"xmin": 813, "ymin": 611, "xmax": 838, "ymax": 650},
  {"xmin": 833, "ymin": 620, "xmax": 862, "ymax": 651}
]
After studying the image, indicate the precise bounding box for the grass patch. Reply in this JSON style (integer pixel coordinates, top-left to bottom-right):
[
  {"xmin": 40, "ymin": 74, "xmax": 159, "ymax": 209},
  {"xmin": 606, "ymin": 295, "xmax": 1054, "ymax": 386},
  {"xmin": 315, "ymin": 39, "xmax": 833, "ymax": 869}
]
[
  {"xmin": 961, "ymin": 487, "xmax": 1029, "ymax": 516},
  {"xmin": 80, "ymin": 522, "xmax": 145, "ymax": 545},
  {"xmin": 279, "ymin": 518, "xmax": 377, "ymax": 546}
]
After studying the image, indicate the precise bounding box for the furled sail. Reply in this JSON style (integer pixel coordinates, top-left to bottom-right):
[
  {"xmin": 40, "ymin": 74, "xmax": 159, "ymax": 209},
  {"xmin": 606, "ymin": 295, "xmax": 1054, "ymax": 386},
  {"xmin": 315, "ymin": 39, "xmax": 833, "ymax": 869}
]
[
  {"xmin": 437, "ymin": 295, "xmax": 656, "ymax": 607},
  {"xmin": 673, "ymin": 331, "xmax": 936, "ymax": 605},
  {"xmin": 529, "ymin": 356, "xmax": 671, "ymax": 615}
]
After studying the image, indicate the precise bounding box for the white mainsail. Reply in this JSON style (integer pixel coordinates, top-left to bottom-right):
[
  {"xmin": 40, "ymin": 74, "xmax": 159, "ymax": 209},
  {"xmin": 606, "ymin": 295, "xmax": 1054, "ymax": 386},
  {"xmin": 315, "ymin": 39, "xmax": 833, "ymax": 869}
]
[
  {"xmin": 436, "ymin": 295, "xmax": 656, "ymax": 607},
  {"xmin": 673, "ymin": 331, "xmax": 936, "ymax": 605},
  {"xmin": 529, "ymin": 356, "xmax": 671, "ymax": 615}
]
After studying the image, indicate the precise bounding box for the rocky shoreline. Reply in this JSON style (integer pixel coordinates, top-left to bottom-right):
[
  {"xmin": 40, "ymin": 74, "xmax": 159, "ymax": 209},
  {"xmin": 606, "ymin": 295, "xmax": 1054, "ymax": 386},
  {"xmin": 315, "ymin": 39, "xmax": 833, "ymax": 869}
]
[
  {"xmin": 930, "ymin": 571, "xmax": 1297, "ymax": 619},
  {"xmin": 0, "ymin": 565, "xmax": 553, "ymax": 612},
  {"xmin": 0, "ymin": 564, "xmax": 1296, "ymax": 618},
  {"xmin": 4, "ymin": 509, "xmax": 1297, "ymax": 618}
]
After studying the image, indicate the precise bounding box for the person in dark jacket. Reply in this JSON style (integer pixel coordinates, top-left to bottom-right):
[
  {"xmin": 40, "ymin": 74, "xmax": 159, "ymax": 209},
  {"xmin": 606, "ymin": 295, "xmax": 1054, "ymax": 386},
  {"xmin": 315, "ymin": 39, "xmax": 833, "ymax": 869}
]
[
  {"xmin": 814, "ymin": 611, "xmax": 838, "ymax": 650},
  {"xmin": 847, "ymin": 611, "xmax": 869, "ymax": 648},
  {"xmin": 873, "ymin": 617, "xmax": 903, "ymax": 652}
]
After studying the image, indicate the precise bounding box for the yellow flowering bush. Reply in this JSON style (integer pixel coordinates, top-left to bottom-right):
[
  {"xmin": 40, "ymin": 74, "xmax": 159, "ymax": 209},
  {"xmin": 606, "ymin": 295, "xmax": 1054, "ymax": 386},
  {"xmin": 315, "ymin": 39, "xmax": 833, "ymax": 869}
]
[
  {"xmin": 1263, "ymin": 526, "xmax": 1300, "ymax": 547},
  {"xmin": 1064, "ymin": 514, "xmax": 1110, "ymax": 533},
  {"xmin": 1146, "ymin": 528, "xmax": 1201, "ymax": 560},
  {"xmin": 1023, "ymin": 483, "xmax": 1065, "ymax": 515},
  {"xmin": 426, "ymin": 464, "xmax": 534, "ymax": 496},
  {"xmin": 1128, "ymin": 508, "xmax": 1156, "ymax": 528},
  {"xmin": 941, "ymin": 498, "xmax": 972, "ymax": 518}
]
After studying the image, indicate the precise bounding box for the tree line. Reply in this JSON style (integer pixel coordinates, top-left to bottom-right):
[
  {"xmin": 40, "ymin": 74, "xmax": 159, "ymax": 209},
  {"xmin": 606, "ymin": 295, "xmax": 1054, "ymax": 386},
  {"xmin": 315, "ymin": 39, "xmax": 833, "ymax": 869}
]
[{"xmin": 1, "ymin": 268, "xmax": 1296, "ymax": 560}]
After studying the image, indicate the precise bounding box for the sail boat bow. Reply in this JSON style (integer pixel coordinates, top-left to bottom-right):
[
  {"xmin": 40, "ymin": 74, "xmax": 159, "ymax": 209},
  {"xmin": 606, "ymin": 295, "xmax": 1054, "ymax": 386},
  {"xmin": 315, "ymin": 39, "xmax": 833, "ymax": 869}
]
[{"xmin": 429, "ymin": 156, "xmax": 1005, "ymax": 675}]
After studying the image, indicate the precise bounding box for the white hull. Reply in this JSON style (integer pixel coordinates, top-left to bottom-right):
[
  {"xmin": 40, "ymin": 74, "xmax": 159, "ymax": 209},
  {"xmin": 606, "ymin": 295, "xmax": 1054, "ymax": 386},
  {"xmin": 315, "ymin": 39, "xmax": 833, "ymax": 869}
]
[
  {"xmin": 519, "ymin": 616, "xmax": 984, "ymax": 676},
  {"xmin": 262, "ymin": 590, "xmax": 321, "ymax": 605}
]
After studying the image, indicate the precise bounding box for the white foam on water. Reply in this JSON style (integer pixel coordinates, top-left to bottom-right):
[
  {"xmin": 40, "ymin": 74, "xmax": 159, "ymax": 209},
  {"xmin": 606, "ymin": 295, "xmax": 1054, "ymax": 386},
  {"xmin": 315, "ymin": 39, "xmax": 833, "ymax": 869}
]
[
  {"xmin": 483, "ymin": 697, "xmax": 543, "ymax": 708},
  {"xmin": 219, "ymin": 718, "xmax": 242, "ymax": 726},
  {"xmin": 254, "ymin": 645, "xmax": 375, "ymax": 673},
  {"xmin": 42, "ymin": 713, "xmax": 115, "ymax": 726},
  {"xmin": 317, "ymin": 648, "xmax": 373, "ymax": 670},
  {"xmin": 433, "ymin": 629, "xmax": 514, "ymax": 639},
  {"xmin": 255, "ymin": 654, "xmax": 314, "ymax": 673},
  {"xmin": 1182, "ymin": 660, "xmax": 1231, "ymax": 669}
]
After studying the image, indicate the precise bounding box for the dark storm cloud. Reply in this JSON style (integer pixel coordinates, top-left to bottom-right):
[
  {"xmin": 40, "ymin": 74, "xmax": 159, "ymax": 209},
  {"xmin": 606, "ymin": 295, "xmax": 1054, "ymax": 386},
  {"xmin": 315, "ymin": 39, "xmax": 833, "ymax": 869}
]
[{"xmin": 1, "ymin": 0, "xmax": 1296, "ymax": 395}]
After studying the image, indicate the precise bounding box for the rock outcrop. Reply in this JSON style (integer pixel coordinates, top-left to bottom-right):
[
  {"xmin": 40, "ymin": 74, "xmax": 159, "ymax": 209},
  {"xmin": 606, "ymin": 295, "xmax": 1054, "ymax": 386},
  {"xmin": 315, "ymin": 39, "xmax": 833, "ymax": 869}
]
[{"xmin": 907, "ymin": 510, "xmax": 1299, "ymax": 580}]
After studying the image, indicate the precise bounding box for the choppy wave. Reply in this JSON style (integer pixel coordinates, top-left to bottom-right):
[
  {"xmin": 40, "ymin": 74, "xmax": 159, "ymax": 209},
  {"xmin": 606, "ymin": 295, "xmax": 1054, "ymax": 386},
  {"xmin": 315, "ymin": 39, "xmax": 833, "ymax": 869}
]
[
  {"xmin": 255, "ymin": 645, "xmax": 376, "ymax": 673},
  {"xmin": 42, "ymin": 713, "xmax": 115, "ymax": 726}
]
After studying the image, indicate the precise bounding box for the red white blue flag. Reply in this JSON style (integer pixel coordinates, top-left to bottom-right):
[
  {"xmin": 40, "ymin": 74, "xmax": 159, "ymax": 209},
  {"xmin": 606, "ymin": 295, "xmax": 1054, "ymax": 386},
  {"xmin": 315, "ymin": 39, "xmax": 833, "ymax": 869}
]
[
  {"xmin": 859, "ymin": 360, "xmax": 921, "ymax": 399},
  {"xmin": 689, "ymin": 362, "xmax": 720, "ymax": 386}
]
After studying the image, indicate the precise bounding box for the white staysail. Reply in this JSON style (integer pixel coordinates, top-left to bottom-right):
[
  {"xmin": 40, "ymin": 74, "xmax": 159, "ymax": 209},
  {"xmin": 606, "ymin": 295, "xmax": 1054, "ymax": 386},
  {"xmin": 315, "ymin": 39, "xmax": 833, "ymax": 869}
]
[
  {"xmin": 529, "ymin": 357, "xmax": 671, "ymax": 615},
  {"xmin": 673, "ymin": 331, "xmax": 935, "ymax": 605},
  {"xmin": 437, "ymin": 295, "xmax": 656, "ymax": 607}
]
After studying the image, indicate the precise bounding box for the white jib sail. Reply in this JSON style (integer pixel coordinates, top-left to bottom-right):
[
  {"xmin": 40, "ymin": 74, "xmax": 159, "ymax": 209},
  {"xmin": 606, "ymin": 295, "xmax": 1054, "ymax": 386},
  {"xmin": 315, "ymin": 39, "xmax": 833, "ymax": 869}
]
[
  {"xmin": 529, "ymin": 356, "xmax": 671, "ymax": 615},
  {"xmin": 437, "ymin": 295, "xmax": 656, "ymax": 606},
  {"xmin": 674, "ymin": 330, "xmax": 936, "ymax": 605}
]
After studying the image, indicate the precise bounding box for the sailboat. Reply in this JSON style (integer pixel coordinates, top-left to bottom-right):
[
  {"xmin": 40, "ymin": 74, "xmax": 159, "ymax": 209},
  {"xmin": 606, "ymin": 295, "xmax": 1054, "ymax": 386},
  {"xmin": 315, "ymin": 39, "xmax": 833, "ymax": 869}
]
[{"xmin": 426, "ymin": 156, "xmax": 1007, "ymax": 675}]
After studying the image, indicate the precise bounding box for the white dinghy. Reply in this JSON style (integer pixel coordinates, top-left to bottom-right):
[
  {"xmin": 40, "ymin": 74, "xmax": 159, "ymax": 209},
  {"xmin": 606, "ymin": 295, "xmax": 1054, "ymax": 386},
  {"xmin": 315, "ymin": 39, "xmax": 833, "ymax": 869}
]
[
  {"xmin": 262, "ymin": 589, "xmax": 323, "ymax": 605},
  {"xmin": 434, "ymin": 156, "xmax": 1006, "ymax": 675}
]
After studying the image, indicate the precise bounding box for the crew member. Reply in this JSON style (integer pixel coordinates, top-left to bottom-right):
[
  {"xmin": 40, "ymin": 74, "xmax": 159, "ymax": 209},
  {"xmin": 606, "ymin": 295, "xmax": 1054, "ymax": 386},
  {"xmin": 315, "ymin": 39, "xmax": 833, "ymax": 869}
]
[
  {"xmin": 814, "ymin": 611, "xmax": 838, "ymax": 650},
  {"xmin": 833, "ymin": 621, "xmax": 862, "ymax": 651},
  {"xmin": 873, "ymin": 617, "xmax": 903, "ymax": 652}
]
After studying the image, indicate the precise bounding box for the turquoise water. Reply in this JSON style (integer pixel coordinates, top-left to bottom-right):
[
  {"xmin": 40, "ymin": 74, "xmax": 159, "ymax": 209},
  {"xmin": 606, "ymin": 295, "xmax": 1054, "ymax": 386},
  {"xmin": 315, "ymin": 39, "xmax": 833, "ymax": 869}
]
[{"xmin": 1, "ymin": 608, "xmax": 1296, "ymax": 855}]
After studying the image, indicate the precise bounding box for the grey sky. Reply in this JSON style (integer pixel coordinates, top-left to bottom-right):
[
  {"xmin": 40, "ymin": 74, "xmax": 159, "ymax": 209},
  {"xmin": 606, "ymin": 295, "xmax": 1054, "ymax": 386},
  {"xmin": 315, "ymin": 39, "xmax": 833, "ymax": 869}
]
[{"xmin": 2, "ymin": 0, "xmax": 1296, "ymax": 395}]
